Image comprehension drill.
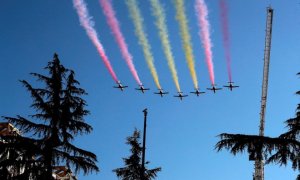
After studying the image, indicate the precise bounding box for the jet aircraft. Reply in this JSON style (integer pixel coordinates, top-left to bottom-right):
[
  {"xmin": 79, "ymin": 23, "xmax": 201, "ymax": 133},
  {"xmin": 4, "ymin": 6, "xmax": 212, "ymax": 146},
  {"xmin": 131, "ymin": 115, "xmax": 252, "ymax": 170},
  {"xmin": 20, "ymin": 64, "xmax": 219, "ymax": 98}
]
[
  {"xmin": 135, "ymin": 85, "xmax": 150, "ymax": 93},
  {"xmin": 113, "ymin": 81, "xmax": 128, "ymax": 91},
  {"xmin": 223, "ymin": 82, "xmax": 239, "ymax": 91},
  {"xmin": 154, "ymin": 89, "xmax": 169, "ymax": 97},
  {"xmin": 207, "ymin": 84, "xmax": 222, "ymax": 93},
  {"xmin": 190, "ymin": 88, "xmax": 205, "ymax": 96},
  {"xmin": 174, "ymin": 92, "xmax": 188, "ymax": 100}
]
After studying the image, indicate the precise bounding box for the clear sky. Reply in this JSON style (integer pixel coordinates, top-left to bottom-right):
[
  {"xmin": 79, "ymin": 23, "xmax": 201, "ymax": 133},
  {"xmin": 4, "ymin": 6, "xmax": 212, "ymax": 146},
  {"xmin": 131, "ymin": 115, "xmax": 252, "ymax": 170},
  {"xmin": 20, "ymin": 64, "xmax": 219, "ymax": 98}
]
[{"xmin": 1, "ymin": 0, "xmax": 300, "ymax": 179}]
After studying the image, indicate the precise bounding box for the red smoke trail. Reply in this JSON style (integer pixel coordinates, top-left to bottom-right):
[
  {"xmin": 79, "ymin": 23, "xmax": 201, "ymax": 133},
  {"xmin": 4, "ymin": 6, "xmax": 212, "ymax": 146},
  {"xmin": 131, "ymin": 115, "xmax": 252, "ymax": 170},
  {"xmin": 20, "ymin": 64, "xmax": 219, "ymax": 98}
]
[
  {"xmin": 73, "ymin": 0, "xmax": 118, "ymax": 82},
  {"xmin": 99, "ymin": 0, "xmax": 142, "ymax": 86},
  {"xmin": 195, "ymin": 0, "xmax": 215, "ymax": 85},
  {"xmin": 220, "ymin": 0, "xmax": 232, "ymax": 82}
]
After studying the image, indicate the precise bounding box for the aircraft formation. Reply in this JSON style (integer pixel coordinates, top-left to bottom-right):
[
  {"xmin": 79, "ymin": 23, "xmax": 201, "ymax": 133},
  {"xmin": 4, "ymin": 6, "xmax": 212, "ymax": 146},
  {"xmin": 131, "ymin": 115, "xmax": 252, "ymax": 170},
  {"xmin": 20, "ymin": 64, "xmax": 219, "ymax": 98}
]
[
  {"xmin": 114, "ymin": 81, "xmax": 239, "ymax": 100},
  {"xmin": 73, "ymin": 0, "xmax": 237, "ymax": 97}
]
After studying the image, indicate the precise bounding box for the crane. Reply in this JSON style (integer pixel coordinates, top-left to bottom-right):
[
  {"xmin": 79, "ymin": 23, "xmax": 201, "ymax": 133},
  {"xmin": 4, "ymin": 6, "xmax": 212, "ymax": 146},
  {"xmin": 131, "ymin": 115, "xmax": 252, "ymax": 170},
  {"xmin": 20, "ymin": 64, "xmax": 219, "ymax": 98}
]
[{"xmin": 253, "ymin": 6, "xmax": 274, "ymax": 180}]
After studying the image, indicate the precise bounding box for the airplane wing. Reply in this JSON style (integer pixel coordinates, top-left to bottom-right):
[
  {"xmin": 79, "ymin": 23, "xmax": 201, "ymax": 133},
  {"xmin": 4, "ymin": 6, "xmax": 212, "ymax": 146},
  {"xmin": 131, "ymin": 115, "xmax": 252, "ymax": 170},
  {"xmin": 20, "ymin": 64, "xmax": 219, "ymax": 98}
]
[
  {"xmin": 223, "ymin": 85, "xmax": 230, "ymax": 87},
  {"xmin": 174, "ymin": 95, "xmax": 188, "ymax": 97},
  {"xmin": 162, "ymin": 92, "xmax": 169, "ymax": 94},
  {"xmin": 207, "ymin": 88, "xmax": 213, "ymax": 90},
  {"xmin": 215, "ymin": 88, "xmax": 222, "ymax": 90}
]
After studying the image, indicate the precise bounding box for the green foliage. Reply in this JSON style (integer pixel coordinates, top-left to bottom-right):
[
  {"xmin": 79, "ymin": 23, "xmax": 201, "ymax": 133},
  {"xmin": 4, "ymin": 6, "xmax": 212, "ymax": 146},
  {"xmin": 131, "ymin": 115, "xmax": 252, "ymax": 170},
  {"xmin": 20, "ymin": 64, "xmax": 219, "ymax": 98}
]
[
  {"xmin": 113, "ymin": 129, "xmax": 161, "ymax": 180},
  {"xmin": 215, "ymin": 72, "xmax": 300, "ymax": 179},
  {"xmin": 0, "ymin": 53, "xmax": 99, "ymax": 179}
]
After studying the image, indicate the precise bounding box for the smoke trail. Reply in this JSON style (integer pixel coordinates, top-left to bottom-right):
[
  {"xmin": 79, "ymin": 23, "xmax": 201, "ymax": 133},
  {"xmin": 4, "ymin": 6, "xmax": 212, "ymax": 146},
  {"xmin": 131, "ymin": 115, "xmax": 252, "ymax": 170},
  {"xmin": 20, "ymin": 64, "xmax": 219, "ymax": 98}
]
[
  {"xmin": 195, "ymin": 0, "xmax": 215, "ymax": 85},
  {"xmin": 150, "ymin": 0, "xmax": 181, "ymax": 92},
  {"xmin": 126, "ymin": 0, "xmax": 161, "ymax": 89},
  {"xmin": 99, "ymin": 0, "xmax": 142, "ymax": 86},
  {"xmin": 220, "ymin": 0, "xmax": 232, "ymax": 82},
  {"xmin": 73, "ymin": 0, "xmax": 118, "ymax": 82},
  {"xmin": 174, "ymin": 0, "xmax": 198, "ymax": 89}
]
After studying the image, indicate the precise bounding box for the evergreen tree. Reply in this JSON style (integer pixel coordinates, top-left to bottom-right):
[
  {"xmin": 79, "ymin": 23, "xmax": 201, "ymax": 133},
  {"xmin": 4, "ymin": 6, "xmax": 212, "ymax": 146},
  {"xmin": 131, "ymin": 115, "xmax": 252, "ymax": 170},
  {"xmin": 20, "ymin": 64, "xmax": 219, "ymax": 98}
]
[
  {"xmin": 215, "ymin": 72, "xmax": 300, "ymax": 179},
  {"xmin": 1, "ymin": 53, "xmax": 99, "ymax": 179},
  {"xmin": 113, "ymin": 129, "xmax": 161, "ymax": 180}
]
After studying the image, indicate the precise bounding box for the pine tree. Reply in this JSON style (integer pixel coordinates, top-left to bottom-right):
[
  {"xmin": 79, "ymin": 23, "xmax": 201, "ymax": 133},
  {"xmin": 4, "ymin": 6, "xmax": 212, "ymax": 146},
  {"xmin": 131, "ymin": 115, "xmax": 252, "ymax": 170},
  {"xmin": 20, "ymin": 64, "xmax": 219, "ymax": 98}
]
[
  {"xmin": 215, "ymin": 72, "xmax": 300, "ymax": 179},
  {"xmin": 1, "ymin": 53, "xmax": 99, "ymax": 179},
  {"xmin": 113, "ymin": 129, "xmax": 161, "ymax": 180}
]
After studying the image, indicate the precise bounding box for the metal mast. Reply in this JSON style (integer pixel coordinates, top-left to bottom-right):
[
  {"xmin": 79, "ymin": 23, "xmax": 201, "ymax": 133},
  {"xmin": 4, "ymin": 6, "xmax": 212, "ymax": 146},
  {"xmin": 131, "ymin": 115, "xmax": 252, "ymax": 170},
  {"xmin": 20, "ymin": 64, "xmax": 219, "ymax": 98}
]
[
  {"xmin": 254, "ymin": 6, "xmax": 273, "ymax": 180},
  {"xmin": 141, "ymin": 108, "xmax": 148, "ymax": 180}
]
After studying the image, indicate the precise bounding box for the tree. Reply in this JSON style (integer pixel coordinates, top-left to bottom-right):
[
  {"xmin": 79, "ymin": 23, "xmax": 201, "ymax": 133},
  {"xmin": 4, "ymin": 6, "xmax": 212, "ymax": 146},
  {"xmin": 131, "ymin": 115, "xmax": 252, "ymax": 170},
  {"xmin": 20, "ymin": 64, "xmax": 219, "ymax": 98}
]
[
  {"xmin": 113, "ymin": 129, "xmax": 161, "ymax": 180},
  {"xmin": 0, "ymin": 134, "xmax": 44, "ymax": 179},
  {"xmin": 1, "ymin": 53, "xmax": 99, "ymax": 179},
  {"xmin": 215, "ymin": 72, "xmax": 300, "ymax": 179}
]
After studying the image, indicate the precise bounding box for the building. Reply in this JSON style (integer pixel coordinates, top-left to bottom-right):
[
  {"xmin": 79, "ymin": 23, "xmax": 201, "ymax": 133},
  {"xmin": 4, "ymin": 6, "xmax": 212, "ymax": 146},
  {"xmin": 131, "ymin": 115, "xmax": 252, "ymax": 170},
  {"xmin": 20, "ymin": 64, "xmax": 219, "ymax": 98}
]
[
  {"xmin": 0, "ymin": 122, "xmax": 77, "ymax": 180},
  {"xmin": 53, "ymin": 166, "xmax": 77, "ymax": 180},
  {"xmin": 0, "ymin": 122, "xmax": 20, "ymax": 137}
]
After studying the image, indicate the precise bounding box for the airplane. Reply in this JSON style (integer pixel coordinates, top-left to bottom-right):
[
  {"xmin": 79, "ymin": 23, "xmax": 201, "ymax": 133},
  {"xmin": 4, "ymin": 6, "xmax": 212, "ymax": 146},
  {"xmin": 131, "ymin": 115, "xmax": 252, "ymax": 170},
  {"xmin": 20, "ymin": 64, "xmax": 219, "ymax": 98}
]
[
  {"xmin": 135, "ymin": 85, "xmax": 150, "ymax": 93},
  {"xmin": 113, "ymin": 81, "xmax": 128, "ymax": 91},
  {"xmin": 223, "ymin": 82, "xmax": 239, "ymax": 91},
  {"xmin": 174, "ymin": 92, "xmax": 188, "ymax": 100},
  {"xmin": 154, "ymin": 88, "xmax": 169, "ymax": 97},
  {"xmin": 190, "ymin": 88, "xmax": 205, "ymax": 96},
  {"xmin": 207, "ymin": 84, "xmax": 222, "ymax": 93}
]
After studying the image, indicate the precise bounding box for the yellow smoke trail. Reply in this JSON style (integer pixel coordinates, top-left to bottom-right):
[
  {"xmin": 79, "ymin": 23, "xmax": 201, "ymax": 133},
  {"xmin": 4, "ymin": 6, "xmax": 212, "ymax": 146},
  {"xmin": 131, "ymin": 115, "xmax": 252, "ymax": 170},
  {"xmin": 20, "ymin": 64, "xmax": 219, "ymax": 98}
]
[
  {"xmin": 126, "ymin": 0, "xmax": 161, "ymax": 89},
  {"xmin": 150, "ymin": 0, "xmax": 181, "ymax": 92},
  {"xmin": 174, "ymin": 0, "xmax": 198, "ymax": 89}
]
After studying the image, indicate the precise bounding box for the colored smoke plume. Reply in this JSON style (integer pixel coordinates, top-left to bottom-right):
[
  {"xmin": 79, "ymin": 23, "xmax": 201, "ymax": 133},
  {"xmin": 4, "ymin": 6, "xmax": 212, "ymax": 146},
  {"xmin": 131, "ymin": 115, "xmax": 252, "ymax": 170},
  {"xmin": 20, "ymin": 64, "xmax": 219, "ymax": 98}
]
[
  {"xmin": 73, "ymin": 0, "xmax": 118, "ymax": 82},
  {"xmin": 220, "ymin": 0, "xmax": 232, "ymax": 82},
  {"xmin": 126, "ymin": 0, "xmax": 161, "ymax": 89},
  {"xmin": 99, "ymin": 0, "xmax": 142, "ymax": 85},
  {"xmin": 195, "ymin": 0, "xmax": 215, "ymax": 85},
  {"xmin": 174, "ymin": 0, "xmax": 199, "ymax": 89},
  {"xmin": 150, "ymin": 0, "xmax": 181, "ymax": 92}
]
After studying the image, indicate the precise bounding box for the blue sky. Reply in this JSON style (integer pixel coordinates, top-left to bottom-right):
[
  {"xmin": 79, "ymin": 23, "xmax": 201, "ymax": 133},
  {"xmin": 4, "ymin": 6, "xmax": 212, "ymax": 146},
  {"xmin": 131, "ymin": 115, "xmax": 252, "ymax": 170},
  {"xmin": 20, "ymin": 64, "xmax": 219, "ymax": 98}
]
[{"xmin": 1, "ymin": 0, "xmax": 300, "ymax": 179}]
